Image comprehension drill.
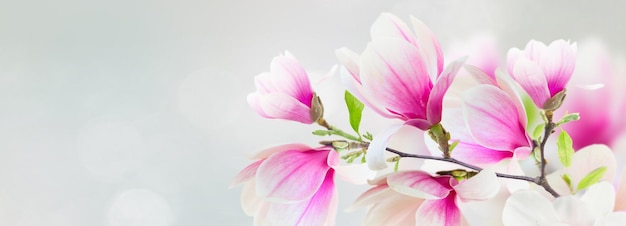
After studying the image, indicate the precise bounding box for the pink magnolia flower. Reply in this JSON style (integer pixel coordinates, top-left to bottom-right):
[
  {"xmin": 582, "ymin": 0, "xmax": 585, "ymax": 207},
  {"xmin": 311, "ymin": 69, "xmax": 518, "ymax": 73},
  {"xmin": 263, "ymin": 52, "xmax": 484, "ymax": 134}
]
[
  {"xmin": 461, "ymin": 85, "xmax": 532, "ymax": 163},
  {"xmin": 337, "ymin": 13, "xmax": 465, "ymax": 130},
  {"xmin": 506, "ymin": 39, "xmax": 577, "ymax": 109},
  {"xmin": 336, "ymin": 13, "xmax": 465, "ymax": 170},
  {"xmin": 352, "ymin": 169, "xmax": 499, "ymax": 226},
  {"xmin": 556, "ymin": 41, "xmax": 626, "ymax": 150},
  {"xmin": 247, "ymin": 51, "xmax": 322, "ymax": 124},
  {"xmin": 503, "ymin": 182, "xmax": 626, "ymax": 226},
  {"xmin": 231, "ymin": 144, "xmax": 338, "ymax": 226}
]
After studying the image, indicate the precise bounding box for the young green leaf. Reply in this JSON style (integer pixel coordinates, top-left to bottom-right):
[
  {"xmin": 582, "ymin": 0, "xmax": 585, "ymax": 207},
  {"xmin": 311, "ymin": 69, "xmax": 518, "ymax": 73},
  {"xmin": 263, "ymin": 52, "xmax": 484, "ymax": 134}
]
[
  {"xmin": 449, "ymin": 140, "xmax": 459, "ymax": 153},
  {"xmin": 561, "ymin": 174, "xmax": 574, "ymax": 193},
  {"xmin": 363, "ymin": 132, "xmax": 373, "ymax": 141},
  {"xmin": 577, "ymin": 166, "xmax": 607, "ymax": 191},
  {"xmin": 557, "ymin": 113, "xmax": 580, "ymax": 126},
  {"xmin": 344, "ymin": 91, "xmax": 365, "ymax": 134},
  {"xmin": 312, "ymin": 130, "xmax": 332, "ymax": 136},
  {"xmin": 394, "ymin": 158, "xmax": 400, "ymax": 172},
  {"xmin": 532, "ymin": 123, "xmax": 545, "ymax": 140},
  {"xmin": 557, "ymin": 130, "xmax": 574, "ymax": 167}
]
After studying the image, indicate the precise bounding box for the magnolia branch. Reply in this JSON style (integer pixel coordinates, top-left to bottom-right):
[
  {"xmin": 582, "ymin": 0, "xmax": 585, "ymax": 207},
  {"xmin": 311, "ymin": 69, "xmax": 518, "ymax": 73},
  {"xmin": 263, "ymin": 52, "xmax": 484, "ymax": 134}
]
[
  {"xmin": 384, "ymin": 147, "xmax": 539, "ymax": 183},
  {"xmin": 535, "ymin": 110, "xmax": 560, "ymax": 197}
]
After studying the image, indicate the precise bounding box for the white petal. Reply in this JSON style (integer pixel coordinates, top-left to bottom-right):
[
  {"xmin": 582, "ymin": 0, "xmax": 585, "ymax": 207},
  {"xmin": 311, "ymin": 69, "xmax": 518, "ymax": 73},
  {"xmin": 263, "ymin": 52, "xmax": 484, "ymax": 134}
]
[
  {"xmin": 454, "ymin": 168, "xmax": 500, "ymax": 201},
  {"xmin": 367, "ymin": 124, "xmax": 404, "ymax": 170},
  {"xmin": 579, "ymin": 182, "xmax": 615, "ymax": 219},
  {"xmin": 502, "ymin": 190, "xmax": 559, "ymax": 226}
]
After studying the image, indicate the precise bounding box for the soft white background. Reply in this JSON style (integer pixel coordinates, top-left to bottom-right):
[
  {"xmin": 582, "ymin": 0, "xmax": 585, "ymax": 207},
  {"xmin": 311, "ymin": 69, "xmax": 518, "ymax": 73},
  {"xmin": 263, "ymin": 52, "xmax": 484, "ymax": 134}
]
[{"xmin": 1, "ymin": 0, "xmax": 625, "ymax": 225}]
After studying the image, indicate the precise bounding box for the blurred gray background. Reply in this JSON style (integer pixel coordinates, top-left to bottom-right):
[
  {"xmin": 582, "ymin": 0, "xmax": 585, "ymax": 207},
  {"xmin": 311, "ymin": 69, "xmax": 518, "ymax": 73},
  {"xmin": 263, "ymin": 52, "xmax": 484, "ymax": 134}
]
[{"xmin": 1, "ymin": 0, "xmax": 625, "ymax": 225}]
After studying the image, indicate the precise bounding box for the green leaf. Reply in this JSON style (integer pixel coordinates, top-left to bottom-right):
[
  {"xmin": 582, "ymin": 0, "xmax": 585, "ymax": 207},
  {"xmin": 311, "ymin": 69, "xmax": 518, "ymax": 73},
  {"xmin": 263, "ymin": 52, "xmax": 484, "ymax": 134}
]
[
  {"xmin": 532, "ymin": 123, "xmax": 545, "ymax": 140},
  {"xmin": 449, "ymin": 140, "xmax": 459, "ymax": 153},
  {"xmin": 557, "ymin": 130, "xmax": 574, "ymax": 167},
  {"xmin": 312, "ymin": 130, "xmax": 332, "ymax": 136},
  {"xmin": 394, "ymin": 158, "xmax": 400, "ymax": 172},
  {"xmin": 557, "ymin": 112, "xmax": 580, "ymax": 126},
  {"xmin": 344, "ymin": 91, "xmax": 365, "ymax": 135},
  {"xmin": 577, "ymin": 166, "xmax": 607, "ymax": 191},
  {"xmin": 562, "ymin": 174, "xmax": 574, "ymax": 194},
  {"xmin": 532, "ymin": 146, "xmax": 542, "ymax": 164},
  {"xmin": 363, "ymin": 132, "xmax": 373, "ymax": 141}
]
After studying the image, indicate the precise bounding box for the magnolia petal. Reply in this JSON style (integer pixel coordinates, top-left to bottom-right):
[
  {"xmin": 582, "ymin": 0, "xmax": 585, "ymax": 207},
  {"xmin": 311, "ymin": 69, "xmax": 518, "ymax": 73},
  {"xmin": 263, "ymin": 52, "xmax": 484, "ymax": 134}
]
[
  {"xmin": 464, "ymin": 65, "xmax": 497, "ymax": 86},
  {"xmin": 248, "ymin": 143, "xmax": 311, "ymax": 160},
  {"xmin": 266, "ymin": 170, "xmax": 337, "ymax": 226},
  {"xmin": 579, "ymin": 182, "xmax": 615, "ymax": 219},
  {"xmin": 335, "ymin": 47, "xmax": 361, "ymax": 81},
  {"xmin": 360, "ymin": 39, "xmax": 432, "ymax": 120},
  {"xmin": 594, "ymin": 212, "xmax": 626, "ymax": 226},
  {"xmin": 503, "ymin": 159, "xmax": 530, "ymax": 193},
  {"xmin": 256, "ymin": 150, "xmax": 331, "ymax": 201},
  {"xmin": 553, "ymin": 196, "xmax": 595, "ymax": 226},
  {"xmin": 247, "ymin": 93, "xmax": 270, "ymax": 118},
  {"xmin": 253, "ymin": 202, "xmax": 271, "ymax": 226},
  {"xmin": 387, "ymin": 171, "xmax": 452, "ymax": 199},
  {"xmin": 615, "ymin": 168, "xmax": 626, "ymax": 211},
  {"xmin": 568, "ymin": 144, "xmax": 616, "ymax": 184},
  {"xmin": 370, "ymin": 13, "xmax": 418, "ymax": 46},
  {"xmin": 241, "ymin": 181, "xmax": 265, "ymax": 216},
  {"xmin": 545, "ymin": 170, "xmax": 572, "ymax": 196},
  {"xmin": 502, "ymin": 190, "xmax": 559, "ymax": 226},
  {"xmin": 426, "ymin": 57, "xmax": 466, "ymax": 125},
  {"xmin": 523, "ymin": 40, "xmax": 548, "ymax": 61},
  {"xmin": 410, "ymin": 16, "xmax": 444, "ymax": 76},
  {"xmin": 462, "ymin": 85, "xmax": 529, "ymax": 151},
  {"xmin": 338, "ymin": 66, "xmax": 395, "ymax": 118},
  {"xmin": 435, "ymin": 108, "xmax": 511, "ymax": 165},
  {"xmin": 414, "ymin": 193, "xmax": 461, "ymax": 226},
  {"xmin": 333, "ymin": 161, "xmax": 376, "ymax": 185},
  {"xmin": 506, "ymin": 48, "xmax": 522, "ymax": 76},
  {"xmin": 367, "ymin": 124, "xmax": 403, "ymax": 170},
  {"xmin": 259, "ymin": 93, "xmax": 313, "ymax": 124},
  {"xmin": 512, "ymin": 57, "xmax": 551, "ymax": 107},
  {"xmin": 451, "ymin": 143, "xmax": 513, "ymax": 165},
  {"xmin": 364, "ymin": 193, "xmax": 423, "ymax": 226},
  {"xmin": 494, "ymin": 68, "xmax": 529, "ymax": 128},
  {"xmin": 348, "ymin": 184, "xmax": 394, "ymax": 211},
  {"xmin": 231, "ymin": 160, "xmax": 263, "ymax": 187},
  {"xmin": 540, "ymin": 40, "xmax": 577, "ymax": 96},
  {"xmin": 254, "ymin": 72, "xmax": 277, "ymax": 94},
  {"xmin": 270, "ymin": 51, "xmax": 314, "ymax": 106},
  {"xmin": 454, "ymin": 169, "xmax": 500, "ymax": 201}
]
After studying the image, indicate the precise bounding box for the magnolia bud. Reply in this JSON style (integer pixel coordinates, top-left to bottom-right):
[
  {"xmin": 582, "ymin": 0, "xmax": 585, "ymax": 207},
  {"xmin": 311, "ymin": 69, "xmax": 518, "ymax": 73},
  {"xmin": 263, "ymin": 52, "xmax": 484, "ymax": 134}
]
[
  {"xmin": 310, "ymin": 93, "xmax": 324, "ymax": 123},
  {"xmin": 542, "ymin": 89, "xmax": 567, "ymax": 111}
]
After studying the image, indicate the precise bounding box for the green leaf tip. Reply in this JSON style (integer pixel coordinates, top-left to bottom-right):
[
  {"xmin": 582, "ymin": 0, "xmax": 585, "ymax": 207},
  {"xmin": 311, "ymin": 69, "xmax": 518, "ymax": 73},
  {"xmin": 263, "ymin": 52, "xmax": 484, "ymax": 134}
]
[
  {"xmin": 577, "ymin": 166, "xmax": 607, "ymax": 191},
  {"xmin": 344, "ymin": 91, "xmax": 364, "ymax": 135},
  {"xmin": 557, "ymin": 130, "xmax": 574, "ymax": 167}
]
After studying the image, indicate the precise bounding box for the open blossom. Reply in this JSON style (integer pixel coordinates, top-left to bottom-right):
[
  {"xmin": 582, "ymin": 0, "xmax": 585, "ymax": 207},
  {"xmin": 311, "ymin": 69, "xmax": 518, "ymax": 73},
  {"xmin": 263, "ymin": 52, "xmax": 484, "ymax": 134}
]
[
  {"xmin": 506, "ymin": 39, "xmax": 577, "ymax": 109},
  {"xmin": 336, "ymin": 13, "xmax": 465, "ymax": 130},
  {"xmin": 231, "ymin": 144, "xmax": 338, "ymax": 226},
  {"xmin": 352, "ymin": 169, "xmax": 499, "ymax": 226},
  {"xmin": 247, "ymin": 51, "xmax": 323, "ymax": 124},
  {"xmin": 336, "ymin": 13, "xmax": 465, "ymax": 170},
  {"xmin": 502, "ymin": 182, "xmax": 626, "ymax": 226},
  {"xmin": 557, "ymin": 41, "xmax": 626, "ymax": 150}
]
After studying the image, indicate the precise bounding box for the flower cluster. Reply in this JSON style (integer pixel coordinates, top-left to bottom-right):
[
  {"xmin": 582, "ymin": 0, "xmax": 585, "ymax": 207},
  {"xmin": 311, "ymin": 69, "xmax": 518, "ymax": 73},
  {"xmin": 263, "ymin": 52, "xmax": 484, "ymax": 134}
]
[{"xmin": 233, "ymin": 12, "xmax": 626, "ymax": 226}]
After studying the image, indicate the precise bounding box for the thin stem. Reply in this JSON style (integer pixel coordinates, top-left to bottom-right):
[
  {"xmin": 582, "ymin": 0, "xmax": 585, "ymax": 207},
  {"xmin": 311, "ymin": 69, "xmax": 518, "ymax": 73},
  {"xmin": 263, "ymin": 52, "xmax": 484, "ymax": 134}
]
[
  {"xmin": 536, "ymin": 110, "xmax": 560, "ymax": 197},
  {"xmin": 385, "ymin": 147, "xmax": 560, "ymax": 197}
]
